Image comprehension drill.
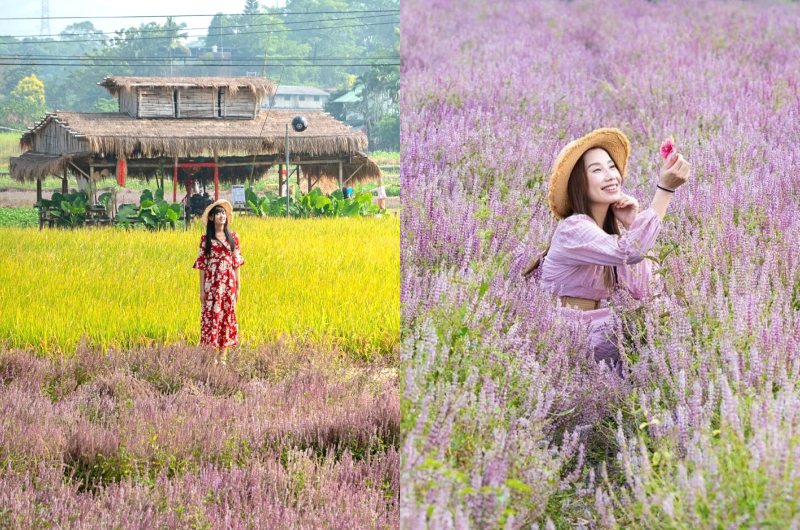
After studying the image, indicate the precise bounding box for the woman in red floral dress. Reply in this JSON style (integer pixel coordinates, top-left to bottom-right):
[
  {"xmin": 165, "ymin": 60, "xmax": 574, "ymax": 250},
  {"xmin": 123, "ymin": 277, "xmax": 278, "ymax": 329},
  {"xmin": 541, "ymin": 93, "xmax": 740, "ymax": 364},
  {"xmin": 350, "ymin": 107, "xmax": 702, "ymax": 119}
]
[{"xmin": 193, "ymin": 200, "xmax": 245, "ymax": 364}]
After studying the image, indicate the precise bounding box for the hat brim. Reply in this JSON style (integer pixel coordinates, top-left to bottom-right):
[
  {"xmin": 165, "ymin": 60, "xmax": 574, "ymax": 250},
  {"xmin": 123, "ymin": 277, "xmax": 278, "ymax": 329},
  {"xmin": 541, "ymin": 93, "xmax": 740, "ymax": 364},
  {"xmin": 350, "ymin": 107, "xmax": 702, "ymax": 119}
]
[
  {"xmin": 547, "ymin": 128, "xmax": 631, "ymax": 220},
  {"xmin": 201, "ymin": 200, "xmax": 234, "ymax": 225}
]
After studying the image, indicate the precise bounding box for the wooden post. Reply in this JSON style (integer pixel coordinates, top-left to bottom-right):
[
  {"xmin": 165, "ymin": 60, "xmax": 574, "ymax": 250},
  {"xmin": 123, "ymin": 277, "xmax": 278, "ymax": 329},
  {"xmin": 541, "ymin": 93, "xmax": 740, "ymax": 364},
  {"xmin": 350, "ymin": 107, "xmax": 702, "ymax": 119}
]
[
  {"xmin": 62, "ymin": 170, "xmax": 68, "ymax": 194},
  {"xmin": 173, "ymin": 156, "xmax": 178, "ymax": 203},
  {"xmin": 338, "ymin": 161, "xmax": 343, "ymax": 192},
  {"xmin": 213, "ymin": 149, "xmax": 220, "ymax": 201},
  {"xmin": 37, "ymin": 178, "xmax": 44, "ymax": 230},
  {"xmin": 222, "ymin": 87, "xmax": 226, "ymax": 118},
  {"xmin": 176, "ymin": 89, "xmax": 181, "ymax": 118},
  {"xmin": 89, "ymin": 164, "xmax": 95, "ymax": 203},
  {"xmin": 278, "ymin": 164, "xmax": 284, "ymax": 197},
  {"xmin": 307, "ymin": 166, "xmax": 311, "ymax": 194},
  {"xmin": 297, "ymin": 164, "xmax": 302, "ymax": 194}
]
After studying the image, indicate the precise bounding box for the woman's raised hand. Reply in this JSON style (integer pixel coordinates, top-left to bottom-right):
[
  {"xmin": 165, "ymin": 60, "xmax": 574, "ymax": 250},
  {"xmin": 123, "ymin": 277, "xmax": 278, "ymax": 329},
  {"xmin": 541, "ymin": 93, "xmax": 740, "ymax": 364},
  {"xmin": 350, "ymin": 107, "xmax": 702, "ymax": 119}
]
[
  {"xmin": 659, "ymin": 152, "xmax": 692, "ymax": 191},
  {"xmin": 612, "ymin": 192, "xmax": 639, "ymax": 228}
]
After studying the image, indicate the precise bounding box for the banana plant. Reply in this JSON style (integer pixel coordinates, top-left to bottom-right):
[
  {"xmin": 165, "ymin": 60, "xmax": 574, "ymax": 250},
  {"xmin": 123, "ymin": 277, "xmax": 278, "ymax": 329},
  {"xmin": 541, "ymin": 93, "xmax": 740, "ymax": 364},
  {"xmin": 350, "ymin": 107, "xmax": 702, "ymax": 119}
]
[
  {"xmin": 35, "ymin": 190, "xmax": 89, "ymax": 228},
  {"xmin": 115, "ymin": 188, "xmax": 182, "ymax": 229}
]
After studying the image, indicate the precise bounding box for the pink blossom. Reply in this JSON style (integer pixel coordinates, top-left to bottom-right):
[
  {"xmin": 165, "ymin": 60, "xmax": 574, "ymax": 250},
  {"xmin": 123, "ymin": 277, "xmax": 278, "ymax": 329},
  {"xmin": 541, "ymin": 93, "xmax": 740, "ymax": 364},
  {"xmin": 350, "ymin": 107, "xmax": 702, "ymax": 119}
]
[{"xmin": 660, "ymin": 136, "xmax": 676, "ymax": 160}]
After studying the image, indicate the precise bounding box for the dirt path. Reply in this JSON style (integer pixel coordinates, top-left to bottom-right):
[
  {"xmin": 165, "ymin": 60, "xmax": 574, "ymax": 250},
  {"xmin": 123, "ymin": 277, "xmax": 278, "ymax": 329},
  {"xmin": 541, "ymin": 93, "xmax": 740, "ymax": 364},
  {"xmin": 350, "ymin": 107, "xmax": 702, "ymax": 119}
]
[{"xmin": 0, "ymin": 187, "xmax": 400, "ymax": 210}]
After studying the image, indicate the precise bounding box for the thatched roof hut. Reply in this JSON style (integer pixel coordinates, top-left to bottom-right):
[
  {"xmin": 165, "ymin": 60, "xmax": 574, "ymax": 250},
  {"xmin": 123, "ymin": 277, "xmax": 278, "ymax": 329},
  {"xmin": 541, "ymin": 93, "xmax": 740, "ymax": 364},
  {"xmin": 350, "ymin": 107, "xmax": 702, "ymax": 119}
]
[
  {"xmin": 11, "ymin": 110, "xmax": 379, "ymax": 185},
  {"xmin": 10, "ymin": 75, "xmax": 382, "ymax": 207},
  {"xmin": 98, "ymin": 76, "xmax": 276, "ymax": 99},
  {"xmin": 18, "ymin": 110, "xmax": 367, "ymax": 161}
]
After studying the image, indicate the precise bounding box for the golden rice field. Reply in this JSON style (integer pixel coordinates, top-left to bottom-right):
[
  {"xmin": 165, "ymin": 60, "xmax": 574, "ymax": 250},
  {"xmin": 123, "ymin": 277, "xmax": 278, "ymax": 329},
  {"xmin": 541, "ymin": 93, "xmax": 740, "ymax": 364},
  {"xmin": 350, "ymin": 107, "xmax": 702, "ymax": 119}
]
[{"xmin": 0, "ymin": 215, "xmax": 399, "ymax": 357}]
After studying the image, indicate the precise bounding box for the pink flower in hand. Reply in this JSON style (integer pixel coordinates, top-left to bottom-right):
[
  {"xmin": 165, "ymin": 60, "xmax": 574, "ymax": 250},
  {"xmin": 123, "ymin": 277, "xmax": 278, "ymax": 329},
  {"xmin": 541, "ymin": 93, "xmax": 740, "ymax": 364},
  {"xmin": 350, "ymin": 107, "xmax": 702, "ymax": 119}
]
[{"xmin": 660, "ymin": 136, "xmax": 675, "ymax": 160}]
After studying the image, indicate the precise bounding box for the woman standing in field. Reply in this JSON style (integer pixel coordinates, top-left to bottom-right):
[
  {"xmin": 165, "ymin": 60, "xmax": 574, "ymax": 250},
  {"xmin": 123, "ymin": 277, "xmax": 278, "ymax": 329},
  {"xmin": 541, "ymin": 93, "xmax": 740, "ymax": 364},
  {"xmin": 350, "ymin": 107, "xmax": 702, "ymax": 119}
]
[
  {"xmin": 193, "ymin": 200, "xmax": 245, "ymax": 365},
  {"xmin": 523, "ymin": 128, "xmax": 691, "ymax": 377}
]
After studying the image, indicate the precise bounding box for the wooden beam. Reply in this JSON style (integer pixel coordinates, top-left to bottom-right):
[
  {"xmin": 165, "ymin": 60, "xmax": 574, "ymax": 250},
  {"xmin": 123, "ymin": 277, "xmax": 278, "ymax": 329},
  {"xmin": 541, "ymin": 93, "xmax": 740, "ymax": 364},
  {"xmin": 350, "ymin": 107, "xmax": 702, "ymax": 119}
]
[
  {"xmin": 213, "ymin": 149, "xmax": 220, "ymax": 201},
  {"xmin": 69, "ymin": 161, "xmax": 92, "ymax": 201},
  {"xmin": 279, "ymin": 164, "xmax": 284, "ymax": 197},
  {"xmin": 338, "ymin": 161, "xmax": 343, "ymax": 191},
  {"xmin": 173, "ymin": 156, "xmax": 178, "ymax": 203},
  {"xmin": 68, "ymin": 161, "xmax": 90, "ymax": 180},
  {"xmin": 343, "ymin": 163, "xmax": 366, "ymax": 186},
  {"xmin": 89, "ymin": 164, "xmax": 95, "ymax": 203},
  {"xmin": 90, "ymin": 157, "xmax": 350, "ymax": 168},
  {"xmin": 62, "ymin": 169, "xmax": 67, "ymax": 194}
]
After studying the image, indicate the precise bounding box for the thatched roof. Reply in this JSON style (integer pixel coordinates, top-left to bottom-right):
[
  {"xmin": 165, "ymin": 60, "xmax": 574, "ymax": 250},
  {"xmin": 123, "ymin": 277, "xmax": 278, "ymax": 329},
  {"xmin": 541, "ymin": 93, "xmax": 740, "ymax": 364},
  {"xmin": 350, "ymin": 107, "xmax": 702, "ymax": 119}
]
[
  {"xmin": 99, "ymin": 76, "xmax": 276, "ymax": 99},
  {"xmin": 301, "ymin": 153, "xmax": 382, "ymax": 187},
  {"xmin": 20, "ymin": 110, "xmax": 367, "ymax": 158},
  {"xmin": 11, "ymin": 110, "xmax": 379, "ymax": 184},
  {"xmin": 9, "ymin": 151, "xmax": 90, "ymax": 182}
]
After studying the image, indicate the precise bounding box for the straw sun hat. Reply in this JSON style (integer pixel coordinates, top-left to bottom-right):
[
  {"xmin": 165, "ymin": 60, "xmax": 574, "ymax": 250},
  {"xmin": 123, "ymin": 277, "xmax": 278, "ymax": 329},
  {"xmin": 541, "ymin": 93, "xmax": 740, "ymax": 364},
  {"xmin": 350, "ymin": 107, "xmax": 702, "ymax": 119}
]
[
  {"xmin": 201, "ymin": 199, "xmax": 233, "ymax": 225},
  {"xmin": 547, "ymin": 127, "xmax": 631, "ymax": 220}
]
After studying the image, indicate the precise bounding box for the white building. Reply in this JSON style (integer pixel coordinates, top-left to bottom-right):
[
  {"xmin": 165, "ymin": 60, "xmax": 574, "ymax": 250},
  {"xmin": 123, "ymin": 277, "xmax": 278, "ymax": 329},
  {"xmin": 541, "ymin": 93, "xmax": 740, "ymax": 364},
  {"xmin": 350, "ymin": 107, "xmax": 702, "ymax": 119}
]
[{"xmin": 263, "ymin": 85, "xmax": 330, "ymax": 111}]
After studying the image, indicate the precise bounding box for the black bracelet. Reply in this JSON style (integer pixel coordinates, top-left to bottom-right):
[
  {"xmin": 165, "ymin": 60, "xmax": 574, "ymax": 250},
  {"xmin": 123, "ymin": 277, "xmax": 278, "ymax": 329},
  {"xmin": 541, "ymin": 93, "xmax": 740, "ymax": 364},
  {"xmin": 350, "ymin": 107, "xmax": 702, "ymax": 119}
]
[{"xmin": 656, "ymin": 184, "xmax": 675, "ymax": 193}]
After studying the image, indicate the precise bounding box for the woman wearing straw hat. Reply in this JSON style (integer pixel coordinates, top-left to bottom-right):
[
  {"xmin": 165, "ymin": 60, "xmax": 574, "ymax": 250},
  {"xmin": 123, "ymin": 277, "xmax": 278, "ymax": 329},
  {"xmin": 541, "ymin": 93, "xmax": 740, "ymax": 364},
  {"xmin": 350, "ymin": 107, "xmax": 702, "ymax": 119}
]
[
  {"xmin": 192, "ymin": 199, "xmax": 245, "ymax": 365},
  {"xmin": 522, "ymin": 128, "xmax": 691, "ymax": 377}
]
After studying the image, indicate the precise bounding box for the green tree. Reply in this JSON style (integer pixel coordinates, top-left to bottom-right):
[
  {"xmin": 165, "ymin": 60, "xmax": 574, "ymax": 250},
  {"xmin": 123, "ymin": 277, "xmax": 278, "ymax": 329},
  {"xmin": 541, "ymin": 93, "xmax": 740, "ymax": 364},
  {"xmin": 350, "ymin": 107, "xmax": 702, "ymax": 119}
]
[
  {"xmin": 354, "ymin": 64, "xmax": 399, "ymax": 149},
  {"xmin": 375, "ymin": 113, "xmax": 399, "ymax": 151},
  {"xmin": 283, "ymin": 0, "xmax": 361, "ymax": 87},
  {"xmin": 160, "ymin": 17, "xmax": 190, "ymax": 75},
  {"xmin": 243, "ymin": 0, "xmax": 261, "ymax": 15},
  {"xmin": 1, "ymin": 74, "xmax": 48, "ymax": 128},
  {"xmin": 89, "ymin": 98, "xmax": 119, "ymax": 112}
]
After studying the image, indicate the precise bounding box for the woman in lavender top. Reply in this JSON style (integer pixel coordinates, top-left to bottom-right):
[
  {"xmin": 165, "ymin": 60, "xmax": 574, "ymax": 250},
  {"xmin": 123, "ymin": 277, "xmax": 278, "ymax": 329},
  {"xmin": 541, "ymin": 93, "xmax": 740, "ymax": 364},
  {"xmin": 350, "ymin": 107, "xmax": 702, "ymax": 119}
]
[{"xmin": 523, "ymin": 128, "xmax": 692, "ymax": 376}]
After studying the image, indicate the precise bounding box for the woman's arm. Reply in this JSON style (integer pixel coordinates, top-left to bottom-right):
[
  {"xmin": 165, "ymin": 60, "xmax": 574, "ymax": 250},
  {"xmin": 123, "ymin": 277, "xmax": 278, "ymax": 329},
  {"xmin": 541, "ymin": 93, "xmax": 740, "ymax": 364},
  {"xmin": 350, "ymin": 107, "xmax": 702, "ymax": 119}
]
[
  {"xmin": 200, "ymin": 270, "xmax": 206, "ymax": 304},
  {"xmin": 651, "ymin": 152, "xmax": 691, "ymax": 221}
]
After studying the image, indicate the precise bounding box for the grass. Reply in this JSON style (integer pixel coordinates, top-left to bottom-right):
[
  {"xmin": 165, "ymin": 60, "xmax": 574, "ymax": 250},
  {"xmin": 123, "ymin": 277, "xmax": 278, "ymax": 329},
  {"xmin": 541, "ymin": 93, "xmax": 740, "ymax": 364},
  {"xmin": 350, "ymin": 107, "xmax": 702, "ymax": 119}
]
[
  {"xmin": 365, "ymin": 151, "xmax": 399, "ymax": 165},
  {"xmin": 0, "ymin": 215, "xmax": 399, "ymax": 357},
  {"xmin": 0, "ymin": 207, "xmax": 37, "ymax": 228},
  {"xmin": 0, "ymin": 131, "xmax": 21, "ymax": 172}
]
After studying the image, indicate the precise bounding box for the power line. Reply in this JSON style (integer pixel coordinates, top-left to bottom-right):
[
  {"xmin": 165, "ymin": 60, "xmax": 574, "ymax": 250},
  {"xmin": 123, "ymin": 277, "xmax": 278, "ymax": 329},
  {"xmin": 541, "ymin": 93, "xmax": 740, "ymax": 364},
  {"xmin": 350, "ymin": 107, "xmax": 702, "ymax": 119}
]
[
  {"xmin": 0, "ymin": 20, "xmax": 399, "ymax": 45},
  {"xmin": 0, "ymin": 8, "xmax": 400, "ymax": 21},
  {"xmin": 0, "ymin": 12, "xmax": 399, "ymax": 39}
]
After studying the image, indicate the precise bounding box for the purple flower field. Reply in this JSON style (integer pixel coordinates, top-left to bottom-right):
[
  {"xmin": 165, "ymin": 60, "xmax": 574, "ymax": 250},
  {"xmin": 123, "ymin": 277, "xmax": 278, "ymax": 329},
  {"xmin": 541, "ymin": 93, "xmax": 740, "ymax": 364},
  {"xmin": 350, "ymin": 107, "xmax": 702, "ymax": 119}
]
[
  {"xmin": 0, "ymin": 343, "xmax": 398, "ymax": 528},
  {"xmin": 400, "ymin": 0, "xmax": 800, "ymax": 528}
]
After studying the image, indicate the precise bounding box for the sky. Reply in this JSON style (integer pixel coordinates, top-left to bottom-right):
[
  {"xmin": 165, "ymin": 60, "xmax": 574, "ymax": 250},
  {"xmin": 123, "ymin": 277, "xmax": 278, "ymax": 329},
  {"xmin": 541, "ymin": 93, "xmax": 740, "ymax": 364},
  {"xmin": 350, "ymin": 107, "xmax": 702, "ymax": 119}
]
[{"xmin": 0, "ymin": 0, "xmax": 285, "ymax": 43}]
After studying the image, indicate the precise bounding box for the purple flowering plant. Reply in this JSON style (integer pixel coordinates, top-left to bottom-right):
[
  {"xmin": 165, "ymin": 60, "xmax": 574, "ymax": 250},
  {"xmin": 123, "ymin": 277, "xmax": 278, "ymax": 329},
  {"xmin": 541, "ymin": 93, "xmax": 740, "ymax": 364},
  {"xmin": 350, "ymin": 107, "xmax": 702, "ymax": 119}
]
[{"xmin": 401, "ymin": 0, "xmax": 800, "ymax": 528}]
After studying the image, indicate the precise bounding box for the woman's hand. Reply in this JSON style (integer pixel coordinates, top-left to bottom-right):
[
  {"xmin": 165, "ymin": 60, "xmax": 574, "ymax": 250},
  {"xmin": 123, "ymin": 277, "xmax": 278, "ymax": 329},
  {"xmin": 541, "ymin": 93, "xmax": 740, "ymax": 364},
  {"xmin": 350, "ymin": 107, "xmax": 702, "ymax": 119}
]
[
  {"xmin": 612, "ymin": 192, "xmax": 639, "ymax": 229},
  {"xmin": 200, "ymin": 289, "xmax": 206, "ymax": 305},
  {"xmin": 659, "ymin": 152, "xmax": 692, "ymax": 190}
]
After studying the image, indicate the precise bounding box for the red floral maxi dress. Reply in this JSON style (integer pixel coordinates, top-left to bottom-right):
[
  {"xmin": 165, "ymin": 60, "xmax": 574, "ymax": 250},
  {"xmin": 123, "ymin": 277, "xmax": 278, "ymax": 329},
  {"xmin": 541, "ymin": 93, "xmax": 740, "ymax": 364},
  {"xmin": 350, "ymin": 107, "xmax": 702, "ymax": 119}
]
[{"xmin": 192, "ymin": 232, "xmax": 245, "ymax": 348}]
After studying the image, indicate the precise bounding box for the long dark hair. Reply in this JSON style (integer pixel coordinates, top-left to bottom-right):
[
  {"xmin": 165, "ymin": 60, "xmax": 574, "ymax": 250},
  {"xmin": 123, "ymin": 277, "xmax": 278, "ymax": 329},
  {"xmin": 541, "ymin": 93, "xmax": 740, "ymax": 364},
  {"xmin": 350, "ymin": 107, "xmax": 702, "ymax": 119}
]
[
  {"xmin": 523, "ymin": 151, "xmax": 621, "ymax": 290},
  {"xmin": 205, "ymin": 205, "xmax": 237, "ymax": 256}
]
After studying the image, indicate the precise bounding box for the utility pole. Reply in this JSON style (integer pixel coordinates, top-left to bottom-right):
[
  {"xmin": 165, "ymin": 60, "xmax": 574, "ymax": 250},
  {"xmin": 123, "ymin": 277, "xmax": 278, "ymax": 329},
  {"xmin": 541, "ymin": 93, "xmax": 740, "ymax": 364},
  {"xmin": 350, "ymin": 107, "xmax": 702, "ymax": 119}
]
[{"xmin": 40, "ymin": 0, "xmax": 51, "ymax": 36}]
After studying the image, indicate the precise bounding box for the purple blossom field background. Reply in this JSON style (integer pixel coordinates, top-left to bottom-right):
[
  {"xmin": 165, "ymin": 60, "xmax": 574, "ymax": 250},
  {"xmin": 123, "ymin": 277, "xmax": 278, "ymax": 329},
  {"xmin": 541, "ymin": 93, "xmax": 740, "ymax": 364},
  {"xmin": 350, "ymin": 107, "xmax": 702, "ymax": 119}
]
[
  {"xmin": 0, "ymin": 342, "xmax": 398, "ymax": 528},
  {"xmin": 400, "ymin": 0, "xmax": 800, "ymax": 528}
]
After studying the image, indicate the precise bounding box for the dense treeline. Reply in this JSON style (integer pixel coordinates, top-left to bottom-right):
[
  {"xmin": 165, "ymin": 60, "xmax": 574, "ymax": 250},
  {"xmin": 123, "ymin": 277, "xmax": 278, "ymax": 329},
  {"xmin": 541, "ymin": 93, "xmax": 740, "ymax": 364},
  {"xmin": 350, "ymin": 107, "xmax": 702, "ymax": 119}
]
[{"xmin": 0, "ymin": 0, "xmax": 399, "ymax": 149}]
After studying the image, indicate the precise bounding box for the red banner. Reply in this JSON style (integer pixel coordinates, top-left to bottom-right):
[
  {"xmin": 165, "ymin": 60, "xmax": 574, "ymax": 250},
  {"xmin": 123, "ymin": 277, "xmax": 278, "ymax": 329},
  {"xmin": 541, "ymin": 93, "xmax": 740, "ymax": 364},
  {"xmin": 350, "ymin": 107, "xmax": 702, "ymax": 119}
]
[{"xmin": 117, "ymin": 159, "xmax": 126, "ymax": 187}]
